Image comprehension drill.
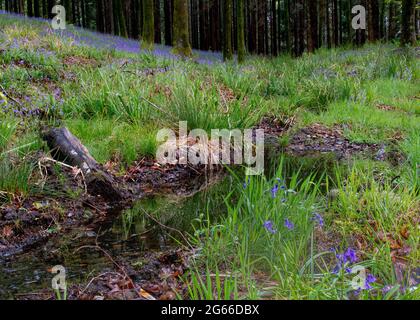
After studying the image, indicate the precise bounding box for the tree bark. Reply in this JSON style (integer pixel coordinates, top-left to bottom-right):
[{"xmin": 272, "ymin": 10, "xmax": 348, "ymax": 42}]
[
  {"xmin": 238, "ymin": 0, "xmax": 246, "ymax": 62},
  {"xmin": 42, "ymin": 128, "xmax": 124, "ymax": 202},
  {"xmin": 142, "ymin": 0, "xmax": 154, "ymax": 49},
  {"xmin": 164, "ymin": 0, "xmax": 173, "ymax": 45},
  {"xmin": 173, "ymin": 0, "xmax": 192, "ymax": 56},
  {"xmin": 271, "ymin": 0, "xmax": 278, "ymax": 55},
  {"xmin": 223, "ymin": 0, "xmax": 233, "ymax": 60},
  {"xmin": 154, "ymin": 0, "xmax": 161, "ymax": 43},
  {"xmin": 27, "ymin": 0, "xmax": 33, "ymax": 17},
  {"xmin": 308, "ymin": 0, "xmax": 319, "ymax": 52},
  {"xmin": 401, "ymin": 0, "xmax": 416, "ymax": 46}
]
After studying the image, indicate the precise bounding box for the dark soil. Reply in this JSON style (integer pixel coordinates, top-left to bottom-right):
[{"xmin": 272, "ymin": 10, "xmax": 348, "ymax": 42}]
[
  {"xmin": 285, "ymin": 123, "xmax": 404, "ymax": 164},
  {"xmin": 16, "ymin": 249, "xmax": 190, "ymax": 300}
]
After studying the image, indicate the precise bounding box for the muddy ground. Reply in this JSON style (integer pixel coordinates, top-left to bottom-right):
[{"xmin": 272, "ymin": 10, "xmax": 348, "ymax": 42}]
[{"xmin": 0, "ymin": 117, "xmax": 407, "ymax": 299}]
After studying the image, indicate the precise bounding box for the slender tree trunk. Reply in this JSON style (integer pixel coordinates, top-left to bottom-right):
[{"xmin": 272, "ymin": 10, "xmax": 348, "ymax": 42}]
[
  {"xmin": 271, "ymin": 0, "xmax": 278, "ymax": 55},
  {"xmin": 80, "ymin": 0, "xmax": 86, "ymax": 27},
  {"xmin": 388, "ymin": 1, "xmax": 397, "ymax": 40},
  {"xmin": 164, "ymin": 0, "xmax": 173, "ymax": 46},
  {"xmin": 308, "ymin": 0, "xmax": 319, "ymax": 52},
  {"xmin": 42, "ymin": 0, "xmax": 47, "ymax": 17},
  {"xmin": 142, "ymin": 0, "xmax": 154, "ymax": 49},
  {"xmin": 223, "ymin": 0, "xmax": 233, "ymax": 60},
  {"xmin": 379, "ymin": 0, "xmax": 385, "ymax": 39},
  {"xmin": 199, "ymin": 0, "xmax": 209, "ymax": 50},
  {"xmin": 117, "ymin": 0, "xmax": 128, "ymax": 37},
  {"xmin": 104, "ymin": 0, "xmax": 115, "ymax": 34},
  {"xmin": 401, "ymin": 0, "xmax": 416, "ymax": 46},
  {"xmin": 326, "ymin": 0, "xmax": 331, "ymax": 48},
  {"xmin": 285, "ymin": 0, "xmax": 291, "ymax": 53},
  {"xmin": 27, "ymin": 0, "xmax": 33, "ymax": 16},
  {"xmin": 154, "ymin": 0, "xmax": 161, "ymax": 43},
  {"xmin": 257, "ymin": 0, "xmax": 265, "ymax": 54},
  {"xmin": 368, "ymin": 0, "xmax": 379, "ymax": 41},
  {"xmin": 173, "ymin": 0, "xmax": 192, "ymax": 56},
  {"xmin": 33, "ymin": 0, "xmax": 40, "ymax": 17},
  {"xmin": 96, "ymin": 0, "xmax": 104, "ymax": 32},
  {"xmin": 332, "ymin": 0, "xmax": 339, "ymax": 46},
  {"xmin": 238, "ymin": 0, "xmax": 246, "ymax": 62}
]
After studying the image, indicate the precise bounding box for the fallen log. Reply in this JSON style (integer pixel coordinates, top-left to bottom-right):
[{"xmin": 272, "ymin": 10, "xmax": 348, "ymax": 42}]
[{"xmin": 42, "ymin": 127, "xmax": 124, "ymax": 202}]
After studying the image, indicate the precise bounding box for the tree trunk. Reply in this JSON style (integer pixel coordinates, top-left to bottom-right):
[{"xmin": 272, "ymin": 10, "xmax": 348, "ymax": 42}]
[
  {"xmin": 199, "ymin": 0, "xmax": 209, "ymax": 50},
  {"xmin": 238, "ymin": 0, "xmax": 246, "ymax": 62},
  {"xmin": 308, "ymin": 0, "xmax": 319, "ymax": 52},
  {"xmin": 42, "ymin": 128, "xmax": 124, "ymax": 202},
  {"xmin": 401, "ymin": 0, "xmax": 416, "ymax": 46},
  {"xmin": 34, "ymin": 0, "xmax": 40, "ymax": 17},
  {"xmin": 173, "ymin": 0, "xmax": 192, "ymax": 56},
  {"xmin": 142, "ymin": 0, "xmax": 154, "ymax": 49},
  {"xmin": 223, "ymin": 0, "xmax": 233, "ymax": 60},
  {"xmin": 117, "ymin": 0, "xmax": 128, "ymax": 37},
  {"xmin": 368, "ymin": 0, "xmax": 379, "ymax": 41},
  {"xmin": 271, "ymin": 0, "xmax": 278, "ymax": 55},
  {"xmin": 154, "ymin": 0, "xmax": 161, "ymax": 43},
  {"xmin": 27, "ymin": 0, "xmax": 33, "ymax": 16},
  {"xmin": 388, "ymin": 0, "xmax": 397, "ymax": 40},
  {"xmin": 164, "ymin": 0, "xmax": 173, "ymax": 45},
  {"xmin": 332, "ymin": 0, "xmax": 339, "ymax": 46}
]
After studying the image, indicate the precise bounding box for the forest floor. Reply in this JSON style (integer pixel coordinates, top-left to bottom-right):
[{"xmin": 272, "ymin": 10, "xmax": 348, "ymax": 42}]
[{"xmin": 0, "ymin": 12, "xmax": 419, "ymax": 300}]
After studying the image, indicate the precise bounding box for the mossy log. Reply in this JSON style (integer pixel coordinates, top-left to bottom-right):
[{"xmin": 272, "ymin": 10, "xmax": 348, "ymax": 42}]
[{"xmin": 42, "ymin": 127, "xmax": 124, "ymax": 202}]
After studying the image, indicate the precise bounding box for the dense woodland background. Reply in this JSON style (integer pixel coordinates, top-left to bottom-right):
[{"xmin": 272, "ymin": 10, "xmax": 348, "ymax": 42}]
[{"xmin": 1, "ymin": 0, "xmax": 419, "ymax": 60}]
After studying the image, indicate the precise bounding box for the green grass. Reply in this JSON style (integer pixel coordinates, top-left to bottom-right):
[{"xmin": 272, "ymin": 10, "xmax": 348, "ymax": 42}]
[
  {"xmin": 0, "ymin": 14, "xmax": 419, "ymax": 300},
  {"xmin": 184, "ymin": 159, "xmax": 419, "ymax": 300}
]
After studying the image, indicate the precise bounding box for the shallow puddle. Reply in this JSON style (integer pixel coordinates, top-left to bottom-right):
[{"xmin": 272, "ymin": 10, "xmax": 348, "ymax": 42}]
[{"xmin": 0, "ymin": 180, "xmax": 230, "ymax": 299}]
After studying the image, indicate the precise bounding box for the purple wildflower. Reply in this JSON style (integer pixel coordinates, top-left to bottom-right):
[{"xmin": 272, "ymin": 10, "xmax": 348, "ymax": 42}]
[
  {"xmin": 364, "ymin": 274, "xmax": 377, "ymax": 290},
  {"xmin": 311, "ymin": 212, "xmax": 324, "ymax": 227},
  {"xmin": 271, "ymin": 184, "xmax": 279, "ymax": 198},
  {"xmin": 263, "ymin": 220, "xmax": 277, "ymax": 234},
  {"xmin": 332, "ymin": 247, "xmax": 358, "ymax": 273},
  {"xmin": 284, "ymin": 219, "xmax": 294, "ymax": 230},
  {"xmin": 344, "ymin": 248, "xmax": 358, "ymax": 264}
]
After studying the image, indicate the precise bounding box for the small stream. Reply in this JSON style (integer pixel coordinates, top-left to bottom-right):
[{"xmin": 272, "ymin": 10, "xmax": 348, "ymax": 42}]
[
  {"xmin": 0, "ymin": 179, "xmax": 231, "ymax": 299},
  {"xmin": 0, "ymin": 153, "xmax": 340, "ymax": 299}
]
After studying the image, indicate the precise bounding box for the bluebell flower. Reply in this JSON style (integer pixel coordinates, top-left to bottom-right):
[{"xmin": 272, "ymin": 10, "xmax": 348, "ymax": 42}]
[
  {"xmin": 284, "ymin": 219, "xmax": 294, "ymax": 230},
  {"xmin": 332, "ymin": 247, "xmax": 358, "ymax": 273},
  {"xmin": 271, "ymin": 184, "xmax": 279, "ymax": 198},
  {"xmin": 311, "ymin": 212, "xmax": 324, "ymax": 227},
  {"xmin": 263, "ymin": 220, "xmax": 277, "ymax": 234},
  {"xmin": 344, "ymin": 248, "xmax": 357, "ymax": 264},
  {"xmin": 364, "ymin": 274, "xmax": 376, "ymax": 290}
]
